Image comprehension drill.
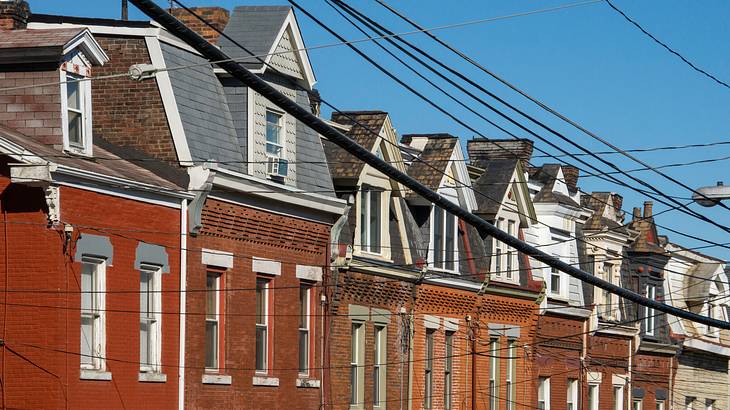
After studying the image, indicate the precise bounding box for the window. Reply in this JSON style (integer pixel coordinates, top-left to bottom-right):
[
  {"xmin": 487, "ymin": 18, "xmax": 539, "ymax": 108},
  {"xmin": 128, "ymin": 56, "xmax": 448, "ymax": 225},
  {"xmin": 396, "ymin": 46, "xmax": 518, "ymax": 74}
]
[
  {"xmin": 373, "ymin": 326, "xmax": 386, "ymax": 407},
  {"xmin": 644, "ymin": 284, "xmax": 656, "ymax": 336},
  {"xmin": 566, "ymin": 379, "xmax": 578, "ymax": 410},
  {"xmin": 424, "ymin": 329, "xmax": 434, "ymax": 409},
  {"xmin": 656, "ymin": 401, "xmax": 665, "ymax": 410},
  {"xmin": 255, "ymin": 278, "xmax": 270, "ymax": 373},
  {"xmin": 444, "ymin": 332, "xmax": 454, "ymax": 410},
  {"xmin": 601, "ymin": 262, "xmax": 614, "ymax": 319},
  {"xmin": 685, "ymin": 397, "xmax": 695, "ymax": 410},
  {"xmin": 80, "ymin": 259, "xmax": 105, "ymax": 370},
  {"xmin": 538, "ymin": 377, "xmax": 550, "ymax": 410},
  {"xmin": 433, "ymin": 206, "xmax": 457, "ymax": 271},
  {"xmin": 350, "ymin": 323, "xmax": 364, "ymax": 406},
  {"xmin": 707, "ymin": 302, "xmax": 719, "ymax": 337},
  {"xmin": 494, "ymin": 219, "xmax": 504, "ymax": 277},
  {"xmin": 298, "ymin": 284, "xmax": 311, "ymax": 375},
  {"xmin": 506, "ymin": 340, "xmax": 516, "ymax": 410},
  {"xmin": 489, "ymin": 338, "xmax": 498, "ymax": 409},
  {"xmin": 613, "ymin": 385, "xmax": 624, "ymax": 410},
  {"xmin": 705, "ymin": 399, "xmax": 715, "ymax": 410},
  {"xmin": 265, "ymin": 110, "xmax": 283, "ymax": 158},
  {"xmin": 140, "ymin": 266, "xmax": 161, "ymax": 373},
  {"xmin": 588, "ymin": 384, "xmax": 599, "ymax": 410},
  {"xmin": 66, "ymin": 75, "xmax": 85, "ymax": 147},
  {"xmin": 550, "ymin": 264, "xmax": 561, "ymax": 295},
  {"xmin": 633, "ymin": 400, "xmax": 642, "ymax": 410},
  {"xmin": 359, "ymin": 187, "xmax": 382, "ymax": 254},
  {"xmin": 506, "ymin": 220, "xmax": 516, "ymax": 280},
  {"xmin": 205, "ymin": 272, "xmax": 222, "ymax": 370}
]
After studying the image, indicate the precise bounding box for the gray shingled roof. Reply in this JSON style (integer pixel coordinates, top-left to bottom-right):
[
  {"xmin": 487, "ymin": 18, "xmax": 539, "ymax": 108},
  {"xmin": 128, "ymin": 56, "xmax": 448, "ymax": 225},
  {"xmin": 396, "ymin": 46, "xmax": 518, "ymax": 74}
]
[
  {"xmin": 325, "ymin": 111, "xmax": 388, "ymax": 183},
  {"xmin": 219, "ymin": 6, "xmax": 290, "ymax": 70},
  {"xmin": 472, "ymin": 158, "xmax": 518, "ymax": 220},
  {"xmin": 161, "ymin": 43, "xmax": 244, "ymax": 172},
  {"xmin": 402, "ymin": 134, "xmax": 457, "ymax": 201}
]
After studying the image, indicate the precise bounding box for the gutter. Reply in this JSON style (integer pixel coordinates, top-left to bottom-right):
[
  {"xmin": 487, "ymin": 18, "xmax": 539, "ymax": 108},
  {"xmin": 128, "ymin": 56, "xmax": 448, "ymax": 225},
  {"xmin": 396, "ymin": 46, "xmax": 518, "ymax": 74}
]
[{"xmin": 177, "ymin": 199, "xmax": 187, "ymax": 410}]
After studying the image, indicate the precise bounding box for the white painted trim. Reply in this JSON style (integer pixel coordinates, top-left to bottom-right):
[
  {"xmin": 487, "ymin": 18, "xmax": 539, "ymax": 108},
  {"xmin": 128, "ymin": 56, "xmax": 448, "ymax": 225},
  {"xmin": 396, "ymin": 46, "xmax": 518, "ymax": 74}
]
[
  {"xmin": 613, "ymin": 374, "xmax": 628, "ymax": 386},
  {"xmin": 443, "ymin": 318, "xmax": 459, "ymax": 332},
  {"xmin": 587, "ymin": 372, "xmax": 602, "ymax": 384},
  {"xmin": 252, "ymin": 376, "xmax": 280, "ymax": 387},
  {"xmin": 683, "ymin": 338, "xmax": 730, "ymax": 357},
  {"xmin": 28, "ymin": 22, "xmax": 159, "ymax": 37},
  {"xmin": 246, "ymin": 87, "xmax": 255, "ymax": 175},
  {"xmin": 139, "ymin": 372, "xmax": 167, "ymax": 383},
  {"xmin": 423, "ymin": 315, "xmax": 440, "ymax": 330},
  {"xmin": 296, "ymin": 265, "xmax": 322, "ymax": 282},
  {"xmin": 252, "ymin": 257, "xmax": 281, "ymax": 276},
  {"xmin": 63, "ymin": 29, "xmax": 109, "ymax": 66},
  {"xmin": 201, "ymin": 249, "xmax": 234, "ymax": 269},
  {"xmin": 296, "ymin": 378, "xmax": 321, "ymax": 388},
  {"xmin": 80, "ymin": 370, "xmax": 112, "ymax": 381},
  {"xmin": 145, "ymin": 36, "xmax": 194, "ymax": 166},
  {"xmin": 262, "ymin": 11, "xmax": 316, "ymax": 89},
  {"xmin": 201, "ymin": 374, "xmax": 232, "ymax": 385},
  {"xmin": 178, "ymin": 199, "xmax": 187, "ymax": 410}
]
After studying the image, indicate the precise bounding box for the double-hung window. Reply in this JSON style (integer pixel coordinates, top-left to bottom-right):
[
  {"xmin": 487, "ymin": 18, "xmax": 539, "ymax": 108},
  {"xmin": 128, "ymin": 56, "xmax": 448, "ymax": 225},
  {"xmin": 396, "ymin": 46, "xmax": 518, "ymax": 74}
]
[
  {"xmin": 359, "ymin": 187, "xmax": 382, "ymax": 254},
  {"xmin": 444, "ymin": 332, "xmax": 454, "ymax": 410},
  {"xmin": 633, "ymin": 399, "xmax": 642, "ymax": 410},
  {"xmin": 588, "ymin": 383, "xmax": 600, "ymax": 410},
  {"xmin": 705, "ymin": 399, "xmax": 715, "ymax": 410},
  {"xmin": 644, "ymin": 284, "xmax": 656, "ymax": 336},
  {"xmin": 656, "ymin": 400, "xmax": 665, "ymax": 410},
  {"xmin": 433, "ymin": 206, "xmax": 456, "ymax": 271},
  {"xmin": 602, "ymin": 262, "xmax": 614, "ymax": 318},
  {"xmin": 506, "ymin": 220, "xmax": 515, "ymax": 280},
  {"xmin": 205, "ymin": 272, "xmax": 222, "ymax": 371},
  {"xmin": 140, "ymin": 266, "xmax": 161, "ymax": 373},
  {"xmin": 494, "ymin": 218, "xmax": 503, "ymax": 277},
  {"xmin": 298, "ymin": 284, "xmax": 311, "ymax": 375},
  {"xmin": 424, "ymin": 329, "xmax": 434, "ymax": 409},
  {"xmin": 350, "ymin": 323, "xmax": 364, "ymax": 407},
  {"xmin": 566, "ymin": 379, "xmax": 578, "ymax": 410},
  {"xmin": 255, "ymin": 278, "xmax": 270, "ymax": 373},
  {"xmin": 538, "ymin": 377, "xmax": 550, "ymax": 410},
  {"xmin": 707, "ymin": 302, "xmax": 719, "ymax": 337},
  {"xmin": 489, "ymin": 338, "xmax": 498, "ymax": 409},
  {"xmin": 613, "ymin": 384, "xmax": 624, "ymax": 410},
  {"xmin": 550, "ymin": 263, "xmax": 561, "ymax": 295},
  {"xmin": 373, "ymin": 326, "xmax": 386, "ymax": 407},
  {"xmin": 80, "ymin": 258, "xmax": 105, "ymax": 371},
  {"xmin": 66, "ymin": 75, "xmax": 85, "ymax": 148},
  {"xmin": 265, "ymin": 110, "xmax": 284, "ymax": 158},
  {"xmin": 506, "ymin": 340, "xmax": 516, "ymax": 410}
]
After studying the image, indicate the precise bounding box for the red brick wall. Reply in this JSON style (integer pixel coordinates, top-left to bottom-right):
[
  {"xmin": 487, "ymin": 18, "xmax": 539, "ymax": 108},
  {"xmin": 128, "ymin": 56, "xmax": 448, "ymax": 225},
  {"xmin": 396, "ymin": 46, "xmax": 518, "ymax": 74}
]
[
  {"xmin": 170, "ymin": 7, "xmax": 230, "ymax": 45},
  {"xmin": 0, "ymin": 166, "xmax": 181, "ymax": 409},
  {"xmin": 586, "ymin": 334, "xmax": 632, "ymax": 410},
  {"xmin": 184, "ymin": 198, "xmax": 330, "ymax": 409},
  {"xmin": 534, "ymin": 314, "xmax": 585, "ymax": 410},
  {"xmin": 91, "ymin": 35, "xmax": 178, "ymax": 163},
  {"xmin": 633, "ymin": 353, "xmax": 673, "ymax": 409},
  {"xmin": 0, "ymin": 71, "xmax": 62, "ymax": 146}
]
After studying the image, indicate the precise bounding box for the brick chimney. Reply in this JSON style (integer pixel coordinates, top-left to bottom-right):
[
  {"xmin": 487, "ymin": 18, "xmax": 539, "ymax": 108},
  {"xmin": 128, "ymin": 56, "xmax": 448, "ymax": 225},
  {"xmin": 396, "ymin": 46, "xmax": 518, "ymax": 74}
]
[
  {"xmin": 467, "ymin": 138, "xmax": 534, "ymax": 169},
  {"xmin": 170, "ymin": 7, "xmax": 229, "ymax": 44},
  {"xmin": 643, "ymin": 201, "xmax": 653, "ymax": 218},
  {"xmin": 561, "ymin": 165, "xmax": 579, "ymax": 191},
  {"xmin": 0, "ymin": 0, "xmax": 30, "ymax": 30}
]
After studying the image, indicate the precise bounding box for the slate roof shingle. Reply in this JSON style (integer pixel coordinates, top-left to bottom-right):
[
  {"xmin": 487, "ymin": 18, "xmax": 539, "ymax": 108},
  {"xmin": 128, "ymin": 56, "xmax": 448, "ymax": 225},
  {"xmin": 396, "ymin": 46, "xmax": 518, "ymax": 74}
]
[
  {"xmin": 219, "ymin": 6, "xmax": 291, "ymax": 70},
  {"xmin": 0, "ymin": 28, "xmax": 84, "ymax": 49},
  {"xmin": 402, "ymin": 134, "xmax": 457, "ymax": 201},
  {"xmin": 325, "ymin": 111, "xmax": 388, "ymax": 181}
]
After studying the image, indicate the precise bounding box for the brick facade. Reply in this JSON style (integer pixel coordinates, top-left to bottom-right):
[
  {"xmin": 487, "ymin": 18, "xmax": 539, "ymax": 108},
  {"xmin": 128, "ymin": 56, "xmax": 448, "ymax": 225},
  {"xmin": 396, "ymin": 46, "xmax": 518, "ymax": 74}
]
[
  {"xmin": 0, "ymin": 70, "xmax": 62, "ymax": 146},
  {"xmin": 183, "ymin": 198, "xmax": 331, "ymax": 409},
  {"xmin": 170, "ymin": 7, "xmax": 230, "ymax": 45},
  {"xmin": 0, "ymin": 166, "xmax": 181, "ymax": 409}
]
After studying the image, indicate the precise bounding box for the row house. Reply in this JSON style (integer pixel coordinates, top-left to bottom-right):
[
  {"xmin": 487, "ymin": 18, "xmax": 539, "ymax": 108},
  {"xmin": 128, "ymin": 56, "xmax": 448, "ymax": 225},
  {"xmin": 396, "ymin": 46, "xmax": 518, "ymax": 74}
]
[
  {"xmin": 25, "ymin": 2, "xmax": 347, "ymax": 409},
  {"xmin": 0, "ymin": 4, "xmax": 188, "ymax": 408}
]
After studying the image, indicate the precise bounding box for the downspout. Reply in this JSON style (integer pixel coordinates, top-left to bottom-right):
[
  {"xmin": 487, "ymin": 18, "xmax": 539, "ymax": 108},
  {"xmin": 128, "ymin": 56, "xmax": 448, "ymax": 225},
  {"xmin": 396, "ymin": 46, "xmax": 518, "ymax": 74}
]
[
  {"xmin": 628, "ymin": 337, "xmax": 633, "ymax": 408},
  {"xmin": 580, "ymin": 318, "xmax": 588, "ymax": 410},
  {"xmin": 177, "ymin": 198, "xmax": 187, "ymax": 410},
  {"xmin": 668, "ymin": 354, "xmax": 673, "ymax": 410},
  {"xmin": 2, "ymin": 201, "xmax": 6, "ymax": 410}
]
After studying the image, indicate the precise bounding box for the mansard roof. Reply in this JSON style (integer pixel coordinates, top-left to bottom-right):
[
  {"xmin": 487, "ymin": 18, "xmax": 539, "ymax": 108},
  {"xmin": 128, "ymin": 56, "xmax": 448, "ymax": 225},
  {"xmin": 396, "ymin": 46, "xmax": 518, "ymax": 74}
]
[
  {"xmin": 401, "ymin": 134, "xmax": 458, "ymax": 202},
  {"xmin": 325, "ymin": 111, "xmax": 388, "ymax": 182}
]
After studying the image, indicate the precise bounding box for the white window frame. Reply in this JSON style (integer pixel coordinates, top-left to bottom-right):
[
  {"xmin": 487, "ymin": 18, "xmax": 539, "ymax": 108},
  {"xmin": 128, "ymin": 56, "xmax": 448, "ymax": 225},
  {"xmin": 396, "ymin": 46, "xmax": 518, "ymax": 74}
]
[
  {"xmin": 205, "ymin": 271, "xmax": 222, "ymax": 372},
  {"xmin": 538, "ymin": 377, "xmax": 550, "ymax": 410},
  {"xmin": 633, "ymin": 399, "xmax": 642, "ymax": 410},
  {"xmin": 139, "ymin": 265, "xmax": 162, "ymax": 373},
  {"xmin": 373, "ymin": 325, "xmax": 386, "ymax": 408},
  {"xmin": 494, "ymin": 218, "xmax": 504, "ymax": 277},
  {"xmin": 549, "ymin": 260, "xmax": 562, "ymax": 297},
  {"xmin": 359, "ymin": 186, "xmax": 384, "ymax": 255},
  {"xmin": 444, "ymin": 331, "xmax": 454, "ymax": 410},
  {"xmin": 255, "ymin": 277, "xmax": 271, "ymax": 374},
  {"xmin": 705, "ymin": 399, "xmax": 715, "ymax": 410},
  {"xmin": 350, "ymin": 322, "xmax": 364, "ymax": 409},
  {"xmin": 60, "ymin": 70, "xmax": 93, "ymax": 156},
  {"xmin": 506, "ymin": 220, "xmax": 517, "ymax": 280},
  {"xmin": 613, "ymin": 384, "xmax": 624, "ymax": 410},
  {"xmin": 265, "ymin": 109, "xmax": 284, "ymax": 159},
  {"xmin": 424, "ymin": 329, "xmax": 435, "ymax": 409},
  {"xmin": 489, "ymin": 338, "xmax": 498, "ymax": 409},
  {"xmin": 706, "ymin": 301, "xmax": 720, "ymax": 337},
  {"xmin": 645, "ymin": 284, "xmax": 656, "ymax": 336},
  {"xmin": 588, "ymin": 383, "xmax": 600, "ymax": 410},
  {"xmin": 298, "ymin": 284, "xmax": 311, "ymax": 376},
  {"xmin": 505, "ymin": 339, "xmax": 516, "ymax": 410},
  {"xmin": 656, "ymin": 400, "xmax": 665, "ymax": 410},
  {"xmin": 80, "ymin": 257, "xmax": 106, "ymax": 371},
  {"xmin": 566, "ymin": 379, "xmax": 578, "ymax": 410},
  {"xmin": 431, "ymin": 206, "xmax": 458, "ymax": 273}
]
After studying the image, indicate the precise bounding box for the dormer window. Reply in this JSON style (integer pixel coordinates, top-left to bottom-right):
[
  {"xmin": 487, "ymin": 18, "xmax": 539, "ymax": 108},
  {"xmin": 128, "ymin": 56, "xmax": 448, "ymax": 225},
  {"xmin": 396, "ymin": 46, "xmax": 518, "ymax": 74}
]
[
  {"xmin": 265, "ymin": 110, "xmax": 288, "ymax": 180},
  {"xmin": 359, "ymin": 186, "xmax": 382, "ymax": 254},
  {"xmin": 61, "ymin": 71, "xmax": 93, "ymax": 155},
  {"xmin": 432, "ymin": 206, "xmax": 457, "ymax": 272}
]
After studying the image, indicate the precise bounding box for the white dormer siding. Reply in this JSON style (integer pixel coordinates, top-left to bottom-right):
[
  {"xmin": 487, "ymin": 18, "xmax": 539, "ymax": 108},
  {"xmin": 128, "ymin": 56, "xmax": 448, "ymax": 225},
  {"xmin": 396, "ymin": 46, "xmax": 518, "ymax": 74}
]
[{"xmin": 249, "ymin": 87, "xmax": 297, "ymax": 186}]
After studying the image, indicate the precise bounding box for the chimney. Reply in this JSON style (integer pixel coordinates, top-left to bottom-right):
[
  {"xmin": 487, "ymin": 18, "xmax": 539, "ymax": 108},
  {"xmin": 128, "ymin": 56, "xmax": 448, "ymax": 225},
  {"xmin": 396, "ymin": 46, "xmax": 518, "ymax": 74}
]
[
  {"xmin": 632, "ymin": 207, "xmax": 641, "ymax": 221},
  {"xmin": 0, "ymin": 0, "xmax": 30, "ymax": 30},
  {"xmin": 467, "ymin": 138, "xmax": 534, "ymax": 169},
  {"xmin": 170, "ymin": 7, "xmax": 230, "ymax": 45},
  {"xmin": 643, "ymin": 201, "xmax": 653, "ymax": 218},
  {"xmin": 561, "ymin": 165, "xmax": 579, "ymax": 191}
]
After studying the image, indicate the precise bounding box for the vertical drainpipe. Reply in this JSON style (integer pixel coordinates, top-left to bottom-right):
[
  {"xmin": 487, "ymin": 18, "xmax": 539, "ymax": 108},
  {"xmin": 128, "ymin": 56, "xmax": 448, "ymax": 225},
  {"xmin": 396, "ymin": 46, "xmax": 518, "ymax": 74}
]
[
  {"xmin": 581, "ymin": 317, "xmax": 588, "ymax": 409},
  {"xmin": 628, "ymin": 337, "xmax": 633, "ymax": 408},
  {"xmin": 178, "ymin": 198, "xmax": 187, "ymax": 410}
]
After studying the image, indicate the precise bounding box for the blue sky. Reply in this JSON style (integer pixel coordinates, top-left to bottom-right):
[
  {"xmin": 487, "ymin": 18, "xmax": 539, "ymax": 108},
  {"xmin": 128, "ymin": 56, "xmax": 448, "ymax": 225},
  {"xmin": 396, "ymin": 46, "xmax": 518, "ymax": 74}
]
[{"xmin": 34, "ymin": 0, "xmax": 730, "ymax": 260}]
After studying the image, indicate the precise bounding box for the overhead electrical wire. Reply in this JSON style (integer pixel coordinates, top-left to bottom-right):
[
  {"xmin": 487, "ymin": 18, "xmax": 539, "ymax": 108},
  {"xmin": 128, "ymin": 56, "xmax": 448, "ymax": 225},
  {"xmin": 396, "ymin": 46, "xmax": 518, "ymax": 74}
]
[
  {"xmin": 120, "ymin": 0, "xmax": 730, "ymax": 331},
  {"xmin": 325, "ymin": 0, "xmax": 730, "ymax": 234},
  {"xmin": 375, "ymin": 0, "xmax": 730, "ymax": 213}
]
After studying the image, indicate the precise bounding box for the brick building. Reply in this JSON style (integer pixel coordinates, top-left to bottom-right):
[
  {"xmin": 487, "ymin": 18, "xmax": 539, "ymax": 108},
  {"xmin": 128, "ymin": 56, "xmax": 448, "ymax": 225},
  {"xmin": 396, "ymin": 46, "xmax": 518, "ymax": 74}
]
[{"xmin": 0, "ymin": 3, "xmax": 189, "ymax": 408}]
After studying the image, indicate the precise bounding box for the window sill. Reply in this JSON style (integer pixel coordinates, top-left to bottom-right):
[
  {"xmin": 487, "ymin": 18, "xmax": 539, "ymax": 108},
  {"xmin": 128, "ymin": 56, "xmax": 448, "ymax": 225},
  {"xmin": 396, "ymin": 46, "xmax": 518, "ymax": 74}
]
[
  {"xmin": 64, "ymin": 146, "xmax": 92, "ymax": 158},
  {"xmin": 80, "ymin": 370, "xmax": 112, "ymax": 381},
  {"xmin": 202, "ymin": 374, "xmax": 232, "ymax": 385},
  {"xmin": 296, "ymin": 378, "xmax": 320, "ymax": 388},
  {"xmin": 253, "ymin": 376, "xmax": 280, "ymax": 387},
  {"xmin": 139, "ymin": 372, "xmax": 167, "ymax": 383},
  {"xmin": 355, "ymin": 251, "xmax": 392, "ymax": 263},
  {"xmin": 491, "ymin": 276, "xmax": 519, "ymax": 284}
]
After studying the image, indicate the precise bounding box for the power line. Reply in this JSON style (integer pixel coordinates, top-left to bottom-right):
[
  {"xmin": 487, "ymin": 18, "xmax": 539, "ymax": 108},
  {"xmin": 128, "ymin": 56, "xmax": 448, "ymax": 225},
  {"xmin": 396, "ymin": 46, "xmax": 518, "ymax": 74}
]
[
  {"xmin": 604, "ymin": 0, "xmax": 730, "ymax": 90},
  {"xmin": 377, "ymin": 0, "xmax": 730, "ymax": 215}
]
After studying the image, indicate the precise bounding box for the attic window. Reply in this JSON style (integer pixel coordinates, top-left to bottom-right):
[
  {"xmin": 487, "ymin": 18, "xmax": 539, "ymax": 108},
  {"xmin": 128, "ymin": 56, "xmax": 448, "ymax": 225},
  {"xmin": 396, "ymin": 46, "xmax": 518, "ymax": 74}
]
[{"xmin": 62, "ymin": 72, "xmax": 92, "ymax": 155}]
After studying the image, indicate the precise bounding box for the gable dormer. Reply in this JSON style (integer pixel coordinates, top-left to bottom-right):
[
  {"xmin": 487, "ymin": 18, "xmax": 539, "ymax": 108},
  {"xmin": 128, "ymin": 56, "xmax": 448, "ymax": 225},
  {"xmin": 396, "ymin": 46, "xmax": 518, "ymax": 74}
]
[{"xmin": 0, "ymin": 27, "xmax": 107, "ymax": 156}]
